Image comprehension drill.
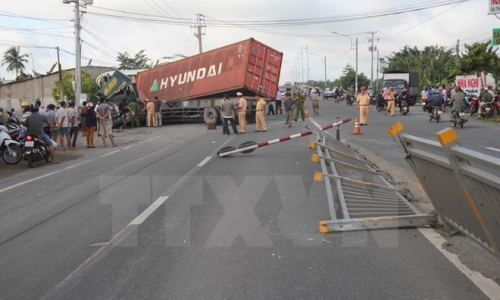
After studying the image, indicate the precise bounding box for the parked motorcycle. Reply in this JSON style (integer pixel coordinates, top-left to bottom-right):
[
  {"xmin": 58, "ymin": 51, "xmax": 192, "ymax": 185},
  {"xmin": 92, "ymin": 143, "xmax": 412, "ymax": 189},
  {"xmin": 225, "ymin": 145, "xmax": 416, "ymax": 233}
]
[
  {"xmin": 376, "ymin": 95, "xmax": 387, "ymax": 112},
  {"xmin": 480, "ymin": 102, "xmax": 495, "ymax": 119},
  {"xmin": 450, "ymin": 105, "xmax": 468, "ymax": 129},
  {"xmin": 469, "ymin": 95, "xmax": 478, "ymax": 116},
  {"xmin": 429, "ymin": 106, "xmax": 443, "ymax": 123},
  {"xmin": 22, "ymin": 132, "xmax": 51, "ymax": 167},
  {"xmin": 0, "ymin": 125, "xmax": 22, "ymax": 164}
]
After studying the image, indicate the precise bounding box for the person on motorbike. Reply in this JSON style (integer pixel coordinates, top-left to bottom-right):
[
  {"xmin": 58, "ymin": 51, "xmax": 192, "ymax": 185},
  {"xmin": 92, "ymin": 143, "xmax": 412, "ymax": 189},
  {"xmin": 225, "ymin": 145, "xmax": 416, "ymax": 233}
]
[
  {"xmin": 425, "ymin": 92, "xmax": 444, "ymax": 117},
  {"xmin": 397, "ymin": 88, "xmax": 409, "ymax": 111},
  {"xmin": 477, "ymin": 87, "xmax": 494, "ymax": 119},
  {"xmin": 421, "ymin": 86, "xmax": 429, "ymax": 106},
  {"xmin": 25, "ymin": 103, "xmax": 61, "ymax": 164},
  {"xmin": 449, "ymin": 86, "xmax": 466, "ymax": 120}
]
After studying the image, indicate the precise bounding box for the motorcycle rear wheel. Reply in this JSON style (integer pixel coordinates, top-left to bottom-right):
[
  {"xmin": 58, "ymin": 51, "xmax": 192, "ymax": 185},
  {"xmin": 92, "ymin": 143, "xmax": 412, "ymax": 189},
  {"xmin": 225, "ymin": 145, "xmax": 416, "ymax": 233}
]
[
  {"xmin": 459, "ymin": 119, "xmax": 464, "ymax": 129},
  {"xmin": 26, "ymin": 153, "xmax": 35, "ymax": 168},
  {"xmin": 2, "ymin": 144, "xmax": 22, "ymax": 164}
]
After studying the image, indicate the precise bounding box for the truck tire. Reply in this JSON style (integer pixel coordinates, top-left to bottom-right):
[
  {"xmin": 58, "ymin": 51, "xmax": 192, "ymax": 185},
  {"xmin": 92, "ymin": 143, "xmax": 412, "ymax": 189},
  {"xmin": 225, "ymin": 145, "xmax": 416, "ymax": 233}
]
[
  {"xmin": 203, "ymin": 106, "xmax": 221, "ymax": 125},
  {"xmin": 246, "ymin": 111, "xmax": 256, "ymax": 124}
]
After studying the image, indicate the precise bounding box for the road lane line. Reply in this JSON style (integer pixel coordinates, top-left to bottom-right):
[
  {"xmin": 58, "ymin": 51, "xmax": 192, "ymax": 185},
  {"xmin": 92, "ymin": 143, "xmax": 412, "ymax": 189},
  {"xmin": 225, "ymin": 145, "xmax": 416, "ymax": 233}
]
[
  {"xmin": 0, "ymin": 162, "xmax": 86, "ymax": 194},
  {"xmin": 197, "ymin": 156, "xmax": 212, "ymax": 167},
  {"xmin": 485, "ymin": 147, "xmax": 500, "ymax": 153},
  {"xmin": 418, "ymin": 228, "xmax": 500, "ymax": 300},
  {"xmin": 129, "ymin": 196, "xmax": 169, "ymax": 225},
  {"xmin": 100, "ymin": 150, "xmax": 120, "ymax": 158},
  {"xmin": 122, "ymin": 145, "xmax": 134, "ymax": 150}
]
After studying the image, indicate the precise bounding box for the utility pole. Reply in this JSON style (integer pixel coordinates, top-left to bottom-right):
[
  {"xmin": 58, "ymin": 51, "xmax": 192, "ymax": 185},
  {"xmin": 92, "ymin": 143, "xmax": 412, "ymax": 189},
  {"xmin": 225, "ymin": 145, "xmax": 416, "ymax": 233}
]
[
  {"xmin": 306, "ymin": 46, "xmax": 309, "ymax": 84},
  {"xmin": 455, "ymin": 39, "xmax": 460, "ymax": 66},
  {"xmin": 376, "ymin": 49, "xmax": 379, "ymax": 92},
  {"xmin": 74, "ymin": 0, "xmax": 81, "ymax": 106},
  {"xmin": 56, "ymin": 47, "xmax": 63, "ymax": 102},
  {"xmin": 192, "ymin": 14, "xmax": 206, "ymax": 54},
  {"xmin": 355, "ymin": 37, "xmax": 358, "ymax": 93},
  {"xmin": 367, "ymin": 31, "xmax": 378, "ymax": 88},
  {"xmin": 31, "ymin": 53, "xmax": 38, "ymax": 101},
  {"xmin": 310, "ymin": 52, "xmax": 327, "ymax": 90},
  {"xmin": 332, "ymin": 32, "xmax": 358, "ymax": 93}
]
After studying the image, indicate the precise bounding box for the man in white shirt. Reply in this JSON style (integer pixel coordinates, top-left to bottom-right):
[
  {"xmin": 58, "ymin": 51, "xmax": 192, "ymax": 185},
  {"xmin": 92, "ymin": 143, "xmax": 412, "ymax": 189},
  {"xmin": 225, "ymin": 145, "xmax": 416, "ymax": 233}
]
[{"xmin": 55, "ymin": 101, "xmax": 73, "ymax": 151}]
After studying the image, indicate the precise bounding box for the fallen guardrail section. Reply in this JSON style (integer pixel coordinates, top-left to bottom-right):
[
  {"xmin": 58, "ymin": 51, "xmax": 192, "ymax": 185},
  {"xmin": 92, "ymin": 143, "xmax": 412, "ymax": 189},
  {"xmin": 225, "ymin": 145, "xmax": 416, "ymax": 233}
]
[
  {"xmin": 388, "ymin": 121, "xmax": 500, "ymax": 259},
  {"xmin": 306, "ymin": 117, "xmax": 436, "ymax": 233}
]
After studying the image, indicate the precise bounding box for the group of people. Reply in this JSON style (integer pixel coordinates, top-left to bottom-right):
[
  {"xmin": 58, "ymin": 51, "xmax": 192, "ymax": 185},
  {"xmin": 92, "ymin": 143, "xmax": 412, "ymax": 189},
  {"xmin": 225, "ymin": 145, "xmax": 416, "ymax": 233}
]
[
  {"xmin": 0, "ymin": 108, "xmax": 18, "ymax": 125},
  {"xmin": 219, "ymin": 89, "xmax": 314, "ymax": 135}
]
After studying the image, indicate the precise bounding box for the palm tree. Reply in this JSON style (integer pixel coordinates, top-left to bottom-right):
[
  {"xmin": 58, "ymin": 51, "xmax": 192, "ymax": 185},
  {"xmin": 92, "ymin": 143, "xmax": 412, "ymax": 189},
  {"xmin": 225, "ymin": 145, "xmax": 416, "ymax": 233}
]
[{"xmin": 2, "ymin": 46, "xmax": 29, "ymax": 79}]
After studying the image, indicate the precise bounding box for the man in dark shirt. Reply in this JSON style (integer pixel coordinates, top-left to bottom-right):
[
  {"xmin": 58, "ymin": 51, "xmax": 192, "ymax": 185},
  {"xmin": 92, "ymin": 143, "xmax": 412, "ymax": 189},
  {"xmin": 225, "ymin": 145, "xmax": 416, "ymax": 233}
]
[
  {"xmin": 26, "ymin": 104, "xmax": 61, "ymax": 164},
  {"xmin": 220, "ymin": 94, "xmax": 239, "ymax": 135},
  {"xmin": 426, "ymin": 93, "xmax": 444, "ymax": 116},
  {"xmin": 283, "ymin": 93, "xmax": 295, "ymax": 128},
  {"xmin": 154, "ymin": 96, "xmax": 162, "ymax": 127}
]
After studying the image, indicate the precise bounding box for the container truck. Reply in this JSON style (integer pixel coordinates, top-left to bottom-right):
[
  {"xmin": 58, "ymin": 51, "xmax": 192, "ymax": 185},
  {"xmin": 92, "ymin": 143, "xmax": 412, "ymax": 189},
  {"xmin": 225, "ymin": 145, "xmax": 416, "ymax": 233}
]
[
  {"xmin": 382, "ymin": 70, "xmax": 419, "ymax": 106},
  {"xmin": 98, "ymin": 38, "xmax": 283, "ymax": 126}
]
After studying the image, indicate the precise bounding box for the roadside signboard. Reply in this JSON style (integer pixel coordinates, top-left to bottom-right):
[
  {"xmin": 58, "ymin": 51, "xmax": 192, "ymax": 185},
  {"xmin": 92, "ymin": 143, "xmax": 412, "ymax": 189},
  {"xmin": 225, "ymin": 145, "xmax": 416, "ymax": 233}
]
[
  {"xmin": 489, "ymin": 0, "xmax": 500, "ymax": 14},
  {"xmin": 493, "ymin": 28, "xmax": 500, "ymax": 46}
]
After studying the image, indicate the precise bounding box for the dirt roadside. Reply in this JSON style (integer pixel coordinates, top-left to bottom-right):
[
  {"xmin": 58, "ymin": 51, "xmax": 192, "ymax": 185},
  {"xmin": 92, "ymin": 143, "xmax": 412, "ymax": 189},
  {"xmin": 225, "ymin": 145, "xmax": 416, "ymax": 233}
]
[{"xmin": 347, "ymin": 141, "xmax": 500, "ymax": 287}]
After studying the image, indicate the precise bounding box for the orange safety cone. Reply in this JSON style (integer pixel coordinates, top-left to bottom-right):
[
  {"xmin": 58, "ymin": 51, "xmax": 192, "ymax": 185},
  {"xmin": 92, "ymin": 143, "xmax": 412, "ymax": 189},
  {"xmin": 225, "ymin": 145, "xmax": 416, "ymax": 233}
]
[
  {"xmin": 304, "ymin": 106, "xmax": 309, "ymax": 118},
  {"xmin": 352, "ymin": 117, "xmax": 362, "ymax": 134}
]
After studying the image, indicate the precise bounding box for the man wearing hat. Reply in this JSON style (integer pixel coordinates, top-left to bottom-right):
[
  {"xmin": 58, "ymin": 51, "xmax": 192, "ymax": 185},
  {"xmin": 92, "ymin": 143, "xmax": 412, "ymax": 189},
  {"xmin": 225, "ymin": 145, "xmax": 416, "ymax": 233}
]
[
  {"xmin": 254, "ymin": 94, "xmax": 267, "ymax": 132},
  {"xmin": 311, "ymin": 87, "xmax": 321, "ymax": 116},
  {"xmin": 236, "ymin": 92, "xmax": 247, "ymax": 134}
]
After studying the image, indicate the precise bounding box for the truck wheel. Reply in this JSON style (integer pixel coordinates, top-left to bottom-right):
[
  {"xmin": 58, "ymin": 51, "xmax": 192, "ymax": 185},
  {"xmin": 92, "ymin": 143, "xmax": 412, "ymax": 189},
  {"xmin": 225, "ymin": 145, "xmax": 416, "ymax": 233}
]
[
  {"xmin": 246, "ymin": 112, "xmax": 256, "ymax": 124},
  {"xmin": 203, "ymin": 106, "xmax": 221, "ymax": 125}
]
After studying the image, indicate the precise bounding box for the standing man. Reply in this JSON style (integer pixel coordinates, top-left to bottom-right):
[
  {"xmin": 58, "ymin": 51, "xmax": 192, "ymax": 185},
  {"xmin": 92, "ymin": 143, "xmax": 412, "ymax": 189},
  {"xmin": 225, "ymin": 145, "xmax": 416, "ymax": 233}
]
[
  {"xmin": 236, "ymin": 92, "xmax": 247, "ymax": 134},
  {"xmin": 45, "ymin": 104, "xmax": 57, "ymax": 141},
  {"xmin": 96, "ymin": 98, "xmax": 118, "ymax": 147},
  {"xmin": 385, "ymin": 88, "xmax": 396, "ymax": 116},
  {"xmin": 127, "ymin": 99, "xmax": 140, "ymax": 128},
  {"xmin": 311, "ymin": 87, "xmax": 320, "ymax": 116},
  {"xmin": 357, "ymin": 86, "xmax": 371, "ymax": 126},
  {"xmin": 145, "ymin": 98, "xmax": 156, "ymax": 127},
  {"xmin": 275, "ymin": 90, "xmax": 283, "ymax": 114},
  {"xmin": 283, "ymin": 93, "xmax": 295, "ymax": 128},
  {"xmin": 220, "ymin": 93, "xmax": 239, "ymax": 135},
  {"xmin": 293, "ymin": 95, "xmax": 305, "ymax": 121},
  {"xmin": 154, "ymin": 96, "xmax": 163, "ymax": 127},
  {"xmin": 254, "ymin": 94, "xmax": 267, "ymax": 132},
  {"xmin": 55, "ymin": 101, "xmax": 71, "ymax": 151},
  {"xmin": 26, "ymin": 104, "xmax": 61, "ymax": 164},
  {"xmin": 67, "ymin": 100, "xmax": 79, "ymax": 149}
]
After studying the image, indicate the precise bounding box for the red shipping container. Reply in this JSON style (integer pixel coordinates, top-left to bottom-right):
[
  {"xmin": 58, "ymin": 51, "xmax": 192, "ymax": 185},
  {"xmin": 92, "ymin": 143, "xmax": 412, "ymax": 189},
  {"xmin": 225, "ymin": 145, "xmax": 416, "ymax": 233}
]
[{"xmin": 135, "ymin": 38, "xmax": 283, "ymax": 102}]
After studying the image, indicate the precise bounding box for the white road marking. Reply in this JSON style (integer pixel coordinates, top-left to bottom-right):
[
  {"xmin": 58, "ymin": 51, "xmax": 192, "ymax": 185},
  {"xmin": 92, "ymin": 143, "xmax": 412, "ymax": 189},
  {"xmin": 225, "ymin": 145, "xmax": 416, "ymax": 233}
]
[
  {"xmin": 122, "ymin": 145, "xmax": 134, "ymax": 150},
  {"xmin": 485, "ymin": 147, "xmax": 500, "ymax": 153},
  {"xmin": 129, "ymin": 196, "xmax": 169, "ymax": 225},
  {"xmin": 0, "ymin": 162, "xmax": 86, "ymax": 194},
  {"xmin": 418, "ymin": 228, "xmax": 500, "ymax": 300},
  {"xmin": 197, "ymin": 156, "xmax": 212, "ymax": 167},
  {"xmin": 99, "ymin": 150, "xmax": 120, "ymax": 158}
]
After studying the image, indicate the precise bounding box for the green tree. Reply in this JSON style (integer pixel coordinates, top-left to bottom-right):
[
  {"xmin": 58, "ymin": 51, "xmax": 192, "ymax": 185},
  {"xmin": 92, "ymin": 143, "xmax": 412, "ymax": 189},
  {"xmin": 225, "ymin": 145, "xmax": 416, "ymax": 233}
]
[
  {"xmin": 386, "ymin": 45, "xmax": 455, "ymax": 87},
  {"xmin": 337, "ymin": 64, "xmax": 369, "ymax": 91},
  {"xmin": 2, "ymin": 46, "xmax": 29, "ymax": 79},
  {"xmin": 51, "ymin": 70, "xmax": 100, "ymax": 101},
  {"xmin": 117, "ymin": 50, "xmax": 150, "ymax": 69},
  {"xmin": 454, "ymin": 41, "xmax": 499, "ymax": 87}
]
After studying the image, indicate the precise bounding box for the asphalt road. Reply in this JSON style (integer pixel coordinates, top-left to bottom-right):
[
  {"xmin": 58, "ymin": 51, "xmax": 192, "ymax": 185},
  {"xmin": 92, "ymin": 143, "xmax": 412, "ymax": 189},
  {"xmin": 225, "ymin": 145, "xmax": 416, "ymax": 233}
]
[{"xmin": 0, "ymin": 101, "xmax": 498, "ymax": 300}]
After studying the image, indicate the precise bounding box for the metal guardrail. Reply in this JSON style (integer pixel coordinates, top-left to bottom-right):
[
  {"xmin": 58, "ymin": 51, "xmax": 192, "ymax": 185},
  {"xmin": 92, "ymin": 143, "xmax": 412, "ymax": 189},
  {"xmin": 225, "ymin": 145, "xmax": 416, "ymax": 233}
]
[
  {"xmin": 389, "ymin": 121, "xmax": 500, "ymax": 259},
  {"xmin": 306, "ymin": 118, "xmax": 436, "ymax": 233}
]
